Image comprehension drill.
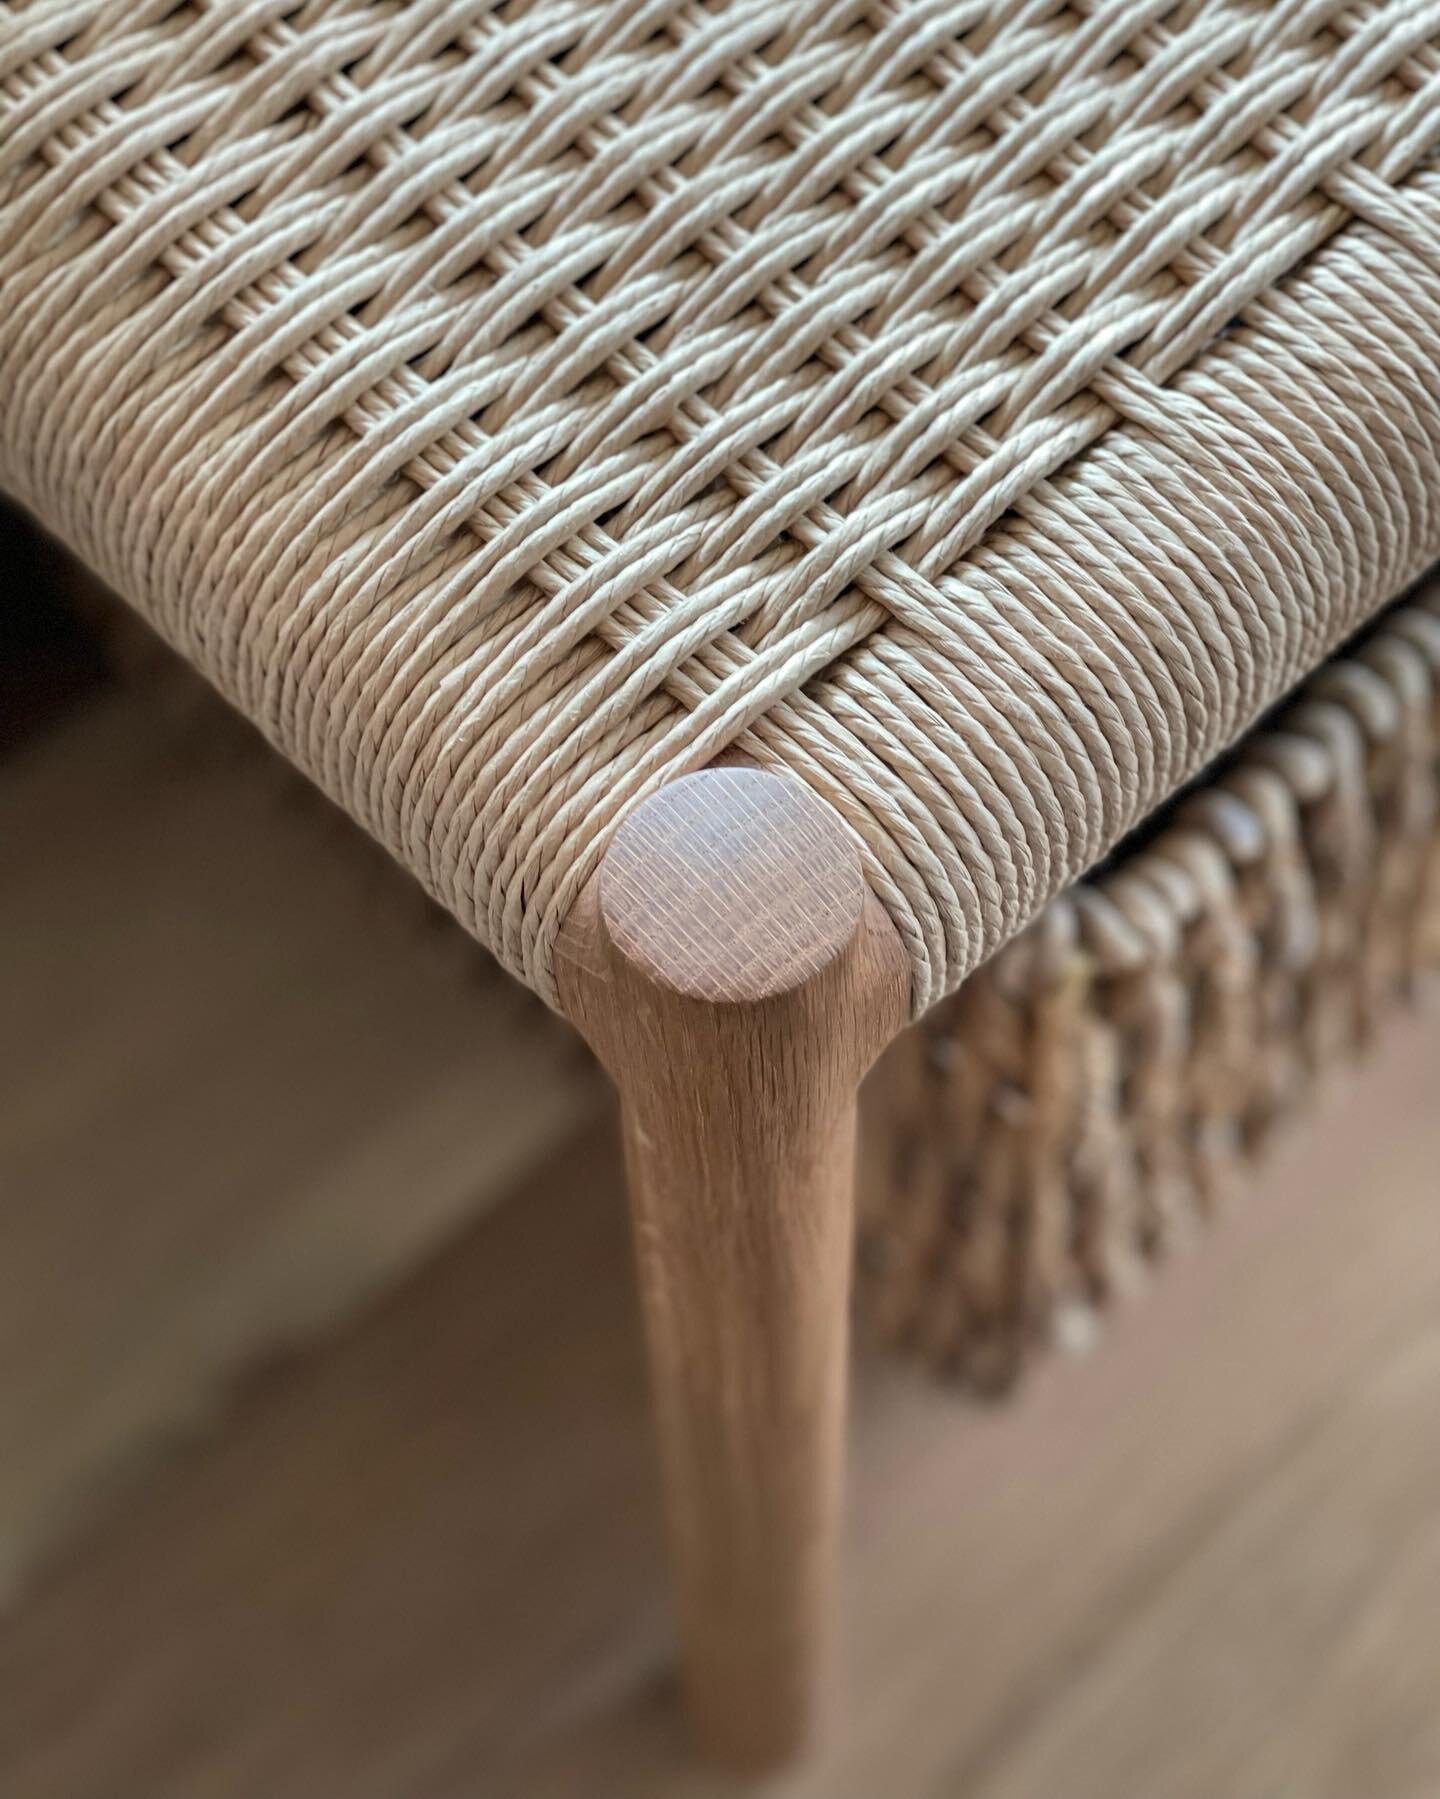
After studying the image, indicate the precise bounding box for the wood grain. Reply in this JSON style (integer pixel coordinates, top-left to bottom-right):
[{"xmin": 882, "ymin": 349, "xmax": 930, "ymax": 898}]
[
  {"xmin": 0, "ymin": 687, "xmax": 597, "ymax": 1594},
  {"xmin": 556, "ymin": 767, "xmax": 910, "ymax": 1767},
  {"xmin": 970, "ymin": 1317, "xmax": 1440, "ymax": 1799},
  {"xmin": 1, "ymin": 1014, "xmax": 1439, "ymax": 1797}
]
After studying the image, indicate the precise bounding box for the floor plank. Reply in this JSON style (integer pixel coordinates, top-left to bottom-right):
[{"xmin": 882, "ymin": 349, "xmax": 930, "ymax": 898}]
[
  {"xmin": 971, "ymin": 1322, "xmax": 1440, "ymax": 1799},
  {"xmin": 0, "ymin": 690, "xmax": 597, "ymax": 1592},
  {"xmin": 0, "ymin": 1000, "xmax": 1438, "ymax": 1797}
]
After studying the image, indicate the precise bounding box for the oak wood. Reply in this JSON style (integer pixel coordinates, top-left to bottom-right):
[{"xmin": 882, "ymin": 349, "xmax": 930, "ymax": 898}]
[
  {"xmin": 4, "ymin": 1019, "xmax": 1440, "ymax": 1799},
  {"xmin": 555, "ymin": 766, "xmax": 909, "ymax": 1767},
  {"xmin": 0, "ymin": 685, "xmax": 598, "ymax": 1592}
]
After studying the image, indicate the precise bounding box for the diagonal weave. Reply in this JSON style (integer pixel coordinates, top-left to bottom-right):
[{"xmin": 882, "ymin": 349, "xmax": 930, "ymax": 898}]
[{"xmin": 4, "ymin": 0, "xmax": 1440, "ymax": 1012}]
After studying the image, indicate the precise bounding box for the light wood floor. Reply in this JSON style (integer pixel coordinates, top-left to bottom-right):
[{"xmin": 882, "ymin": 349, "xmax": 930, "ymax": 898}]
[
  {"xmin": 0, "ymin": 685, "xmax": 597, "ymax": 1593},
  {"xmin": 3, "ymin": 682, "xmax": 1440, "ymax": 1798}
]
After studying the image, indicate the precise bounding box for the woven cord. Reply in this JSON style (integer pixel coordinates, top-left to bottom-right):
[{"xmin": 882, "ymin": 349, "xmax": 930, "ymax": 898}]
[
  {"xmin": 858, "ymin": 581, "xmax": 1440, "ymax": 1390},
  {"xmin": 3, "ymin": 1, "xmax": 1440, "ymax": 1011}
]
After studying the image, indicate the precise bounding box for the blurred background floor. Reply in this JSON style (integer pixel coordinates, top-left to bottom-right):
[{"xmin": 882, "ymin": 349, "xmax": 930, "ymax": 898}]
[{"xmin": 2, "ymin": 521, "xmax": 1439, "ymax": 1798}]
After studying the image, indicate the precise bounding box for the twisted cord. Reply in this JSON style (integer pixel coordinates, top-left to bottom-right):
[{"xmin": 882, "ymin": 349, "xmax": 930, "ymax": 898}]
[{"xmin": 3, "ymin": 0, "xmax": 1440, "ymax": 1011}]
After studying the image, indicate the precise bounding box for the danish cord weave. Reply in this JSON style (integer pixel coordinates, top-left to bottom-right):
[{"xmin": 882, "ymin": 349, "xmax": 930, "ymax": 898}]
[{"xmin": 3, "ymin": 1, "xmax": 1440, "ymax": 1013}]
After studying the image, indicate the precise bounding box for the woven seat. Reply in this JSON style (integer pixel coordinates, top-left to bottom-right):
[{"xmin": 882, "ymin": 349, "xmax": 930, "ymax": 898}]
[
  {"xmin": 860, "ymin": 577, "xmax": 1440, "ymax": 1390},
  {"xmin": 5, "ymin": 1, "xmax": 1440, "ymax": 1012},
  {"xmin": 7, "ymin": 2, "xmax": 1440, "ymax": 1768}
]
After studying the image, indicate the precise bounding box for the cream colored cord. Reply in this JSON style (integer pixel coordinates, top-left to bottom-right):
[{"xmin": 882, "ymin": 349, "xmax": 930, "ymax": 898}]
[{"xmin": 3, "ymin": 0, "xmax": 1440, "ymax": 1012}]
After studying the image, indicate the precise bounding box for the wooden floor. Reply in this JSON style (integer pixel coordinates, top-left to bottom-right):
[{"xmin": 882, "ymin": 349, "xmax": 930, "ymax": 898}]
[
  {"xmin": 0, "ymin": 682, "xmax": 597, "ymax": 1595},
  {"xmin": 3, "ymin": 673, "xmax": 1440, "ymax": 1796}
]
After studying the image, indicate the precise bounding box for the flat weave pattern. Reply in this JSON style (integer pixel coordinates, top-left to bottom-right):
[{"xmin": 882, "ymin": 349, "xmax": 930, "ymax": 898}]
[{"xmin": 3, "ymin": 1, "xmax": 1440, "ymax": 1011}]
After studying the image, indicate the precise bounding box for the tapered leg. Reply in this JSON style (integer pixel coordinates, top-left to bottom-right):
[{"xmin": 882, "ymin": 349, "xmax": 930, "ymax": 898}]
[{"xmin": 556, "ymin": 766, "xmax": 908, "ymax": 1768}]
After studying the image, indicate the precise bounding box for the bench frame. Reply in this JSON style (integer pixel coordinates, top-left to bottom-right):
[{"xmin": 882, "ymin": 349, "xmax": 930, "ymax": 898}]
[{"xmin": 557, "ymin": 765, "xmax": 908, "ymax": 1768}]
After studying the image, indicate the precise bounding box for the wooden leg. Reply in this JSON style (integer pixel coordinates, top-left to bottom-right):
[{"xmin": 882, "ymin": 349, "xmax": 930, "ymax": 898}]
[{"xmin": 556, "ymin": 766, "xmax": 908, "ymax": 1769}]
